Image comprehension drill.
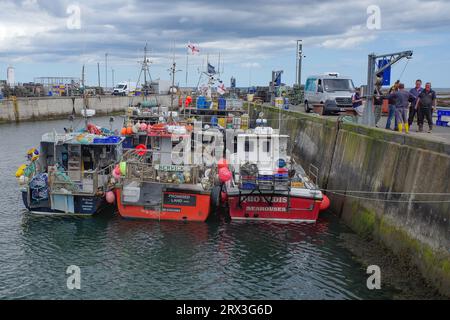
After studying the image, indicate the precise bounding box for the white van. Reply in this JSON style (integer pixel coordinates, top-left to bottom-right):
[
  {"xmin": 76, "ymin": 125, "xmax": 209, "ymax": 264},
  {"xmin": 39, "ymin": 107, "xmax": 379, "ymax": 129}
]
[
  {"xmin": 304, "ymin": 73, "xmax": 355, "ymax": 114},
  {"xmin": 113, "ymin": 81, "xmax": 137, "ymax": 96}
]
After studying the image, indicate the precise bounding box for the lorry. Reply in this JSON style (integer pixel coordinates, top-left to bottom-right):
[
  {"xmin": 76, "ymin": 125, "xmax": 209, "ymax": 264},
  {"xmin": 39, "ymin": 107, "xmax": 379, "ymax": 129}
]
[
  {"xmin": 113, "ymin": 81, "xmax": 137, "ymax": 96},
  {"xmin": 304, "ymin": 73, "xmax": 355, "ymax": 114}
]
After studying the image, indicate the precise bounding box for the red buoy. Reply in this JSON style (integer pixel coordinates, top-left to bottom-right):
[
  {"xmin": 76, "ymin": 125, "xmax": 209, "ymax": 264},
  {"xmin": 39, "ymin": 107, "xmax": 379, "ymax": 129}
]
[
  {"xmin": 217, "ymin": 158, "xmax": 228, "ymax": 170},
  {"xmin": 218, "ymin": 167, "xmax": 232, "ymax": 183},
  {"xmin": 319, "ymin": 194, "xmax": 330, "ymax": 211}
]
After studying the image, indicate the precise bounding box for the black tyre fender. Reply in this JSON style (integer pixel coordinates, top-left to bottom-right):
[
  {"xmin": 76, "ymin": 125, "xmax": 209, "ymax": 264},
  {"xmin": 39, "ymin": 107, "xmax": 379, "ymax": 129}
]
[{"xmin": 209, "ymin": 185, "xmax": 222, "ymax": 218}]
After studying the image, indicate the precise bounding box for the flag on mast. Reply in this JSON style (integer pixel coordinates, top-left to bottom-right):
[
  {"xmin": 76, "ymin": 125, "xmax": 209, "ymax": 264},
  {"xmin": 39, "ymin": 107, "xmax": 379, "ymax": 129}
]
[
  {"xmin": 187, "ymin": 42, "xmax": 200, "ymax": 55},
  {"xmin": 217, "ymin": 80, "xmax": 226, "ymax": 95},
  {"xmin": 207, "ymin": 63, "xmax": 216, "ymax": 74}
]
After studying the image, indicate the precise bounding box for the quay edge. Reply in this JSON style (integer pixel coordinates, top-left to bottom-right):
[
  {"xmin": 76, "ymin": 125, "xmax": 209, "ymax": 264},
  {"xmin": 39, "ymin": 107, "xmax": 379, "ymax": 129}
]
[{"xmin": 0, "ymin": 95, "xmax": 173, "ymax": 124}]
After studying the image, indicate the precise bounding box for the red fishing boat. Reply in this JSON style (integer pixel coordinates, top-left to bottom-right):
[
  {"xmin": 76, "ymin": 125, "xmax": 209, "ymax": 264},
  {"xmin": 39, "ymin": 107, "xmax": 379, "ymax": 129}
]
[{"xmin": 224, "ymin": 123, "xmax": 329, "ymax": 223}]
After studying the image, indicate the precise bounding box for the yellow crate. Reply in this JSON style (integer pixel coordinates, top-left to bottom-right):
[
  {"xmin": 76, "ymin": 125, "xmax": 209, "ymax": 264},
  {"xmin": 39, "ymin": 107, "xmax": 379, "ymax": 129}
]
[
  {"xmin": 291, "ymin": 181, "xmax": 304, "ymax": 188},
  {"xmin": 218, "ymin": 117, "xmax": 226, "ymax": 128}
]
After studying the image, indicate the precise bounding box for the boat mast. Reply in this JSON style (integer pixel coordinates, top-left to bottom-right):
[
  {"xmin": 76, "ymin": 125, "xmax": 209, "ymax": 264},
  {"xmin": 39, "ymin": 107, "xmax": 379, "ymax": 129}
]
[
  {"xmin": 82, "ymin": 64, "xmax": 88, "ymax": 129},
  {"xmin": 170, "ymin": 59, "xmax": 176, "ymax": 109},
  {"xmin": 168, "ymin": 44, "xmax": 181, "ymax": 110},
  {"xmin": 143, "ymin": 43, "xmax": 149, "ymax": 101}
]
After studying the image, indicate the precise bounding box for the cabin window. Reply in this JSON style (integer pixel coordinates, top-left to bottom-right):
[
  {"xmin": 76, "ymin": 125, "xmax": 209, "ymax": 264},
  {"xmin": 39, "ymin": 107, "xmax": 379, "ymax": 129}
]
[
  {"xmin": 82, "ymin": 147, "xmax": 94, "ymax": 171},
  {"xmin": 245, "ymin": 140, "xmax": 254, "ymax": 152},
  {"xmin": 262, "ymin": 140, "xmax": 270, "ymax": 153}
]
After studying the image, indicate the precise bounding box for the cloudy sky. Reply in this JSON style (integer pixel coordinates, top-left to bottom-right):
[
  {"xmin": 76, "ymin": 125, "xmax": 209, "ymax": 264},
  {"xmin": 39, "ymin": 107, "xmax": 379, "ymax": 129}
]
[{"xmin": 1, "ymin": 0, "xmax": 450, "ymax": 88}]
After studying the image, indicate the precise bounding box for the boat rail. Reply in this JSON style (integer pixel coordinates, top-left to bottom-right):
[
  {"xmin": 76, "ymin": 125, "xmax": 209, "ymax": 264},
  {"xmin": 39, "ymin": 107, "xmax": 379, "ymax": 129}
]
[
  {"xmin": 308, "ymin": 164, "xmax": 319, "ymax": 186},
  {"xmin": 124, "ymin": 161, "xmax": 206, "ymax": 185},
  {"xmin": 48, "ymin": 164, "xmax": 114, "ymax": 196},
  {"xmin": 120, "ymin": 149, "xmax": 217, "ymax": 188}
]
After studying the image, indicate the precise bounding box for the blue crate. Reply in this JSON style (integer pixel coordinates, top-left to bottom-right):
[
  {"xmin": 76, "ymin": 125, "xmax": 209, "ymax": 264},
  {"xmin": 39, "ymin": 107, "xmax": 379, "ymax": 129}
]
[
  {"xmin": 436, "ymin": 120, "xmax": 449, "ymax": 127},
  {"xmin": 241, "ymin": 182, "xmax": 257, "ymax": 190},
  {"xmin": 122, "ymin": 137, "xmax": 134, "ymax": 149},
  {"xmin": 93, "ymin": 136, "xmax": 122, "ymax": 144},
  {"xmin": 437, "ymin": 109, "xmax": 450, "ymax": 117}
]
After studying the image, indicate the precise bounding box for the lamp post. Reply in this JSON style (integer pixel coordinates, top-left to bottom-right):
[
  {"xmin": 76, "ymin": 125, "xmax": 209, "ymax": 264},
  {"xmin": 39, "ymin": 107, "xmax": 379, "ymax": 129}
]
[
  {"xmin": 296, "ymin": 40, "xmax": 303, "ymax": 86},
  {"xmin": 105, "ymin": 53, "xmax": 108, "ymax": 90}
]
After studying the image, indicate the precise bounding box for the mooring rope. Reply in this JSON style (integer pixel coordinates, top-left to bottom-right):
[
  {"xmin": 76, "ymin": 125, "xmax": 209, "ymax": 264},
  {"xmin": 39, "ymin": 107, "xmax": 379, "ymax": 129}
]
[
  {"xmin": 323, "ymin": 190, "xmax": 450, "ymax": 204},
  {"xmin": 321, "ymin": 189, "xmax": 450, "ymax": 196}
]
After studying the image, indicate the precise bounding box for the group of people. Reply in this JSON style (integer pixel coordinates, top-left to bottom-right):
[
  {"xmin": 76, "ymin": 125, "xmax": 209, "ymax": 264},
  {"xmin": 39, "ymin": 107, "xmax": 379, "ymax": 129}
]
[{"xmin": 352, "ymin": 79, "xmax": 437, "ymax": 133}]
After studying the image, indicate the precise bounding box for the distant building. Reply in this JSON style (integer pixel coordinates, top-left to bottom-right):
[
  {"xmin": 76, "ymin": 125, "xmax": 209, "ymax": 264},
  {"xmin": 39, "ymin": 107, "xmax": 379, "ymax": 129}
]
[
  {"xmin": 33, "ymin": 77, "xmax": 80, "ymax": 96},
  {"xmin": 7, "ymin": 66, "xmax": 15, "ymax": 87},
  {"xmin": 0, "ymin": 80, "xmax": 6, "ymax": 96}
]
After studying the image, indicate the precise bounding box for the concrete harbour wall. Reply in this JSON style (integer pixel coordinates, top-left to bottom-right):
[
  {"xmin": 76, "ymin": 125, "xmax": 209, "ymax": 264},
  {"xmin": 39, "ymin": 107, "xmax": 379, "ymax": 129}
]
[
  {"xmin": 254, "ymin": 105, "xmax": 450, "ymax": 296},
  {"xmin": 0, "ymin": 95, "xmax": 173, "ymax": 123}
]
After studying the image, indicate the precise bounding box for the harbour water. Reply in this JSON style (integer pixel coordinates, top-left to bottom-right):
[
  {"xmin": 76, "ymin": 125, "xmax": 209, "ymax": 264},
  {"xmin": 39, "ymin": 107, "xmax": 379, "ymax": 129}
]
[{"xmin": 0, "ymin": 117, "xmax": 400, "ymax": 299}]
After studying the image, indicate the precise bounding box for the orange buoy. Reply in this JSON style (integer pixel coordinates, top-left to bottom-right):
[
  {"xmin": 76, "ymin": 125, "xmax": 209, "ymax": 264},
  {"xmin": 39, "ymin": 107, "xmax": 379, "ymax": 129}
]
[
  {"xmin": 185, "ymin": 96, "xmax": 192, "ymax": 107},
  {"xmin": 126, "ymin": 126, "xmax": 133, "ymax": 135},
  {"xmin": 319, "ymin": 194, "xmax": 330, "ymax": 211},
  {"xmin": 120, "ymin": 127, "xmax": 127, "ymax": 135}
]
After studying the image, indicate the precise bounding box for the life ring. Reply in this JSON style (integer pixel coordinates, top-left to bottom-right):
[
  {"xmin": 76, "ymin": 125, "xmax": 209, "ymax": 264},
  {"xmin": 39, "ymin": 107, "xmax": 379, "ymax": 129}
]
[{"xmin": 135, "ymin": 144, "xmax": 147, "ymax": 156}]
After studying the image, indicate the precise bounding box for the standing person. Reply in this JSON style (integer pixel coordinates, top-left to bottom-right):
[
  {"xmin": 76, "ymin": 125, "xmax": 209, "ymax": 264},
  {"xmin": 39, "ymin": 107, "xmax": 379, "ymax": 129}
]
[
  {"xmin": 389, "ymin": 83, "xmax": 411, "ymax": 133},
  {"xmin": 408, "ymin": 79, "xmax": 423, "ymax": 127},
  {"xmin": 352, "ymin": 87, "xmax": 364, "ymax": 116},
  {"xmin": 415, "ymin": 82, "xmax": 437, "ymax": 133},
  {"xmin": 385, "ymin": 80, "xmax": 400, "ymax": 130},
  {"xmin": 373, "ymin": 82, "xmax": 383, "ymax": 127}
]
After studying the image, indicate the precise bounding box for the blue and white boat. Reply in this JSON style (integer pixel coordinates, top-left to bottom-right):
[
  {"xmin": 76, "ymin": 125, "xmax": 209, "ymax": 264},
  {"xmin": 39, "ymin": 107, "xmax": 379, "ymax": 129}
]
[{"xmin": 18, "ymin": 128, "xmax": 124, "ymax": 216}]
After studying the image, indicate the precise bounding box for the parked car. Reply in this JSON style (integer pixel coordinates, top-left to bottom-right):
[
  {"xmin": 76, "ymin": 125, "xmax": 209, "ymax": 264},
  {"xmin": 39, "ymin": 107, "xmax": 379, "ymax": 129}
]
[{"xmin": 304, "ymin": 73, "xmax": 355, "ymax": 114}]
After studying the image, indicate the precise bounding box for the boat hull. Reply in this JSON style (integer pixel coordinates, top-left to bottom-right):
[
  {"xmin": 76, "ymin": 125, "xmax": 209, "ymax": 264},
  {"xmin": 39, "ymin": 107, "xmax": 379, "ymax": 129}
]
[
  {"xmin": 227, "ymin": 192, "xmax": 321, "ymax": 223},
  {"xmin": 115, "ymin": 189, "xmax": 211, "ymax": 222},
  {"xmin": 21, "ymin": 190, "xmax": 102, "ymax": 217}
]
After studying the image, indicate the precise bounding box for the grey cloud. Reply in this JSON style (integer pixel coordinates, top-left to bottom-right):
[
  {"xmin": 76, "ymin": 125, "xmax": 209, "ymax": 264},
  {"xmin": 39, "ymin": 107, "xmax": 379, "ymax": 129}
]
[{"xmin": 1, "ymin": 0, "xmax": 450, "ymax": 64}]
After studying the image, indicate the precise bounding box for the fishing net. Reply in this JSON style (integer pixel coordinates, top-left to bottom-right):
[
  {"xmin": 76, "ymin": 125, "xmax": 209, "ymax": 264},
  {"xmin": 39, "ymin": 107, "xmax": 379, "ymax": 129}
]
[
  {"xmin": 29, "ymin": 173, "xmax": 49, "ymax": 201},
  {"xmin": 240, "ymin": 162, "xmax": 258, "ymax": 176},
  {"xmin": 23, "ymin": 162, "xmax": 36, "ymax": 178}
]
